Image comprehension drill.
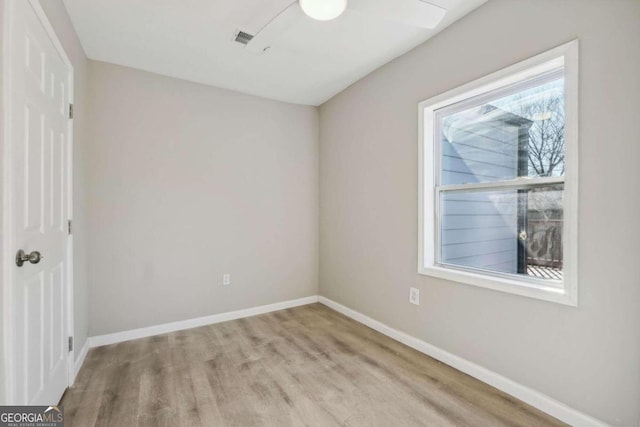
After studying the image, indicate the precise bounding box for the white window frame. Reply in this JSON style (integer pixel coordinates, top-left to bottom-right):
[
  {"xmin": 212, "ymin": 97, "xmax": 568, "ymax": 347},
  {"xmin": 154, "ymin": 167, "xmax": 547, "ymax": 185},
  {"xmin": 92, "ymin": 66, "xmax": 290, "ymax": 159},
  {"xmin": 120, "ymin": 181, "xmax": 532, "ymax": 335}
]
[{"xmin": 418, "ymin": 40, "xmax": 579, "ymax": 306}]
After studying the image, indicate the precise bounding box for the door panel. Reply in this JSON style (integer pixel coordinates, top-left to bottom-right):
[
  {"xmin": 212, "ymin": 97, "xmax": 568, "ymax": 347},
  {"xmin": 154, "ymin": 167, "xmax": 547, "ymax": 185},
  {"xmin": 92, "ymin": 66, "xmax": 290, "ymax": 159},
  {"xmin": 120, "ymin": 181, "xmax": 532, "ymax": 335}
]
[
  {"xmin": 23, "ymin": 103, "xmax": 44, "ymax": 233},
  {"xmin": 8, "ymin": 0, "xmax": 72, "ymax": 405},
  {"xmin": 24, "ymin": 273, "xmax": 44, "ymax": 401},
  {"xmin": 50, "ymin": 133, "xmax": 65, "ymax": 232}
]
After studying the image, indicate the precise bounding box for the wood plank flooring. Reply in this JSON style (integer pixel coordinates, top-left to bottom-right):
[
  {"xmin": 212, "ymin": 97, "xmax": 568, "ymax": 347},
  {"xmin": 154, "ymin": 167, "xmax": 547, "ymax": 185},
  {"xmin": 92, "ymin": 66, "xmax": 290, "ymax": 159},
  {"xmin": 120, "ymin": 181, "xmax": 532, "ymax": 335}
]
[{"xmin": 61, "ymin": 303, "xmax": 566, "ymax": 426}]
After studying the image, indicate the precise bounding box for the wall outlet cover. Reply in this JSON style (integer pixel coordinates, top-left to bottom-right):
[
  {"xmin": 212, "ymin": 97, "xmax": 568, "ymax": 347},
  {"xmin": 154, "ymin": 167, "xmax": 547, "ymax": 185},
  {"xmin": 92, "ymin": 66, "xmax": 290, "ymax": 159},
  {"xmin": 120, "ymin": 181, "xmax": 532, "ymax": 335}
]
[{"xmin": 409, "ymin": 287, "xmax": 420, "ymax": 305}]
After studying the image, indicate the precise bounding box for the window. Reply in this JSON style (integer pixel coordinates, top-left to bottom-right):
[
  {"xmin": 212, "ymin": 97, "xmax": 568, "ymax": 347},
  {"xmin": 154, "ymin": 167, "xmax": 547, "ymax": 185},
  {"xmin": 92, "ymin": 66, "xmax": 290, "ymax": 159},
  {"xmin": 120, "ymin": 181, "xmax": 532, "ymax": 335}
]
[{"xmin": 419, "ymin": 41, "xmax": 578, "ymax": 305}]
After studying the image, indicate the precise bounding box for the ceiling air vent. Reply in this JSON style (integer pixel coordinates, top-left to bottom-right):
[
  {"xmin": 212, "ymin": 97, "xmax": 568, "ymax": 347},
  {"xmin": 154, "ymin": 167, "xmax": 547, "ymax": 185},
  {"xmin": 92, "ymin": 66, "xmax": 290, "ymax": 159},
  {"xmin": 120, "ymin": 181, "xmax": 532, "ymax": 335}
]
[{"xmin": 234, "ymin": 30, "xmax": 254, "ymax": 45}]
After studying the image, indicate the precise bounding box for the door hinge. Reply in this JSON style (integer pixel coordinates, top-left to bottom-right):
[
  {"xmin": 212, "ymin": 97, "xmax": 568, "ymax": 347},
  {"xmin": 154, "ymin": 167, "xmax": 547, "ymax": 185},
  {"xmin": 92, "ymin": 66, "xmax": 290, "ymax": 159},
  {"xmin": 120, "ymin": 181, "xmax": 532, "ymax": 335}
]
[
  {"xmin": 68, "ymin": 103, "xmax": 74, "ymax": 119},
  {"xmin": 68, "ymin": 336, "xmax": 73, "ymax": 352},
  {"xmin": 67, "ymin": 219, "xmax": 72, "ymax": 235}
]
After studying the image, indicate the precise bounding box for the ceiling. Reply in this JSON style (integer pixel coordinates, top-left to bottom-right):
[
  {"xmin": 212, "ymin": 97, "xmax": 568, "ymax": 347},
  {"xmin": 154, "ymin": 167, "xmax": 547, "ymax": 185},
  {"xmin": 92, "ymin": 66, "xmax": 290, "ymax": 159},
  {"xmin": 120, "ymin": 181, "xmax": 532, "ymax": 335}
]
[{"xmin": 63, "ymin": 0, "xmax": 487, "ymax": 106}]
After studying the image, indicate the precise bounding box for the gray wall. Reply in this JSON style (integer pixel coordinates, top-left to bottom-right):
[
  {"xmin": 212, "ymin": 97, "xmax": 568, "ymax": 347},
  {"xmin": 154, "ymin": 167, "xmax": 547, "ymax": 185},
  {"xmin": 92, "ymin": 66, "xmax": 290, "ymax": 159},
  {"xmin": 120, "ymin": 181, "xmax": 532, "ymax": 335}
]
[
  {"xmin": 0, "ymin": 0, "xmax": 90, "ymax": 402},
  {"xmin": 0, "ymin": 0, "xmax": 6, "ymax": 404},
  {"xmin": 86, "ymin": 61, "xmax": 319, "ymax": 336},
  {"xmin": 319, "ymin": 0, "xmax": 640, "ymax": 425}
]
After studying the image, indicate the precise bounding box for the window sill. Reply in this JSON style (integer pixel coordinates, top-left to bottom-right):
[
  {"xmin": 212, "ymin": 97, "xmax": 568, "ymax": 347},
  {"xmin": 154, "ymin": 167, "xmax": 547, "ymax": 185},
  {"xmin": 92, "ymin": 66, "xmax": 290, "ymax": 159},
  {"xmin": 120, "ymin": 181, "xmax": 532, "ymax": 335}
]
[{"xmin": 418, "ymin": 265, "xmax": 577, "ymax": 306}]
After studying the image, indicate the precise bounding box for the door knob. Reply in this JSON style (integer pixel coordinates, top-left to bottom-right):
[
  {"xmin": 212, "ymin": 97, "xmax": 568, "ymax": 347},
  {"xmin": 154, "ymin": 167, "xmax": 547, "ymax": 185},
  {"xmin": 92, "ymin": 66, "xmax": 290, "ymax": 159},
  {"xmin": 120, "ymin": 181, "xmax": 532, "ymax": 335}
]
[{"xmin": 16, "ymin": 249, "xmax": 43, "ymax": 267}]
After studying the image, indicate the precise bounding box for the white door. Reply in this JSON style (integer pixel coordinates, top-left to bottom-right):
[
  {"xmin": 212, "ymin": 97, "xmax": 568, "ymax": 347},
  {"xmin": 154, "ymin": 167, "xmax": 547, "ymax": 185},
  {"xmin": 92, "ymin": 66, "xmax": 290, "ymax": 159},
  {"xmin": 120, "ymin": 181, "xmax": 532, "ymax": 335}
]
[{"xmin": 5, "ymin": 0, "xmax": 73, "ymax": 405}]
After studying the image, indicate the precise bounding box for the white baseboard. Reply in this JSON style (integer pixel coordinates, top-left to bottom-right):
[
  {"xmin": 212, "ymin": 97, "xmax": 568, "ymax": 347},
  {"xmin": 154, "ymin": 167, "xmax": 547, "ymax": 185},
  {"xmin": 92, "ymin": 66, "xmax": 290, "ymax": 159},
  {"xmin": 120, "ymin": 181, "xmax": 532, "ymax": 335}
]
[
  {"xmin": 75, "ymin": 293, "xmax": 606, "ymax": 426},
  {"xmin": 71, "ymin": 339, "xmax": 90, "ymax": 384},
  {"xmin": 88, "ymin": 295, "xmax": 319, "ymax": 348},
  {"xmin": 318, "ymin": 296, "xmax": 608, "ymax": 427}
]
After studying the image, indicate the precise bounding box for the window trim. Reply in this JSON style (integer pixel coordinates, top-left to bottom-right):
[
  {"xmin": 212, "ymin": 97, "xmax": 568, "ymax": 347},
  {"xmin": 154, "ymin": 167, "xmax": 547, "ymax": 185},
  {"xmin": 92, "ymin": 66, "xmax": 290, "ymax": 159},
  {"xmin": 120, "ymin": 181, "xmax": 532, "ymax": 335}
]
[{"xmin": 418, "ymin": 40, "xmax": 579, "ymax": 306}]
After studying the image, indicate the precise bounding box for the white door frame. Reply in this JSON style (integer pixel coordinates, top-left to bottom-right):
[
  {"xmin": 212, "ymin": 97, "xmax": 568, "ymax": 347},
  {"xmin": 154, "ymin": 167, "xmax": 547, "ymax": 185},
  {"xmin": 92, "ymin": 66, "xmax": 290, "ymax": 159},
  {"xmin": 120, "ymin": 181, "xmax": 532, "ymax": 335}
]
[{"xmin": 1, "ymin": 0, "xmax": 75, "ymax": 404}]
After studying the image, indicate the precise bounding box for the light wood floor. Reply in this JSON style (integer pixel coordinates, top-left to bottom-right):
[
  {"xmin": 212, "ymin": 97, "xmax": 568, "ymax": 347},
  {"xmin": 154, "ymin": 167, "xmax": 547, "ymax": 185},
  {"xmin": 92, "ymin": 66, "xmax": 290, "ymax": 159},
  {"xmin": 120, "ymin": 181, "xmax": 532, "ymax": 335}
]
[{"xmin": 62, "ymin": 303, "xmax": 565, "ymax": 426}]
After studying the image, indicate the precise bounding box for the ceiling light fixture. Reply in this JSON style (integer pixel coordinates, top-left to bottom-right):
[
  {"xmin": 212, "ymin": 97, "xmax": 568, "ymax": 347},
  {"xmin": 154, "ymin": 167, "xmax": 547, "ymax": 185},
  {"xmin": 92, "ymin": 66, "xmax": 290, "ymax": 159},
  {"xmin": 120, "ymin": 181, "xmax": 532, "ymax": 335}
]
[
  {"xmin": 299, "ymin": 0, "xmax": 347, "ymax": 21},
  {"xmin": 532, "ymin": 111, "xmax": 553, "ymax": 121}
]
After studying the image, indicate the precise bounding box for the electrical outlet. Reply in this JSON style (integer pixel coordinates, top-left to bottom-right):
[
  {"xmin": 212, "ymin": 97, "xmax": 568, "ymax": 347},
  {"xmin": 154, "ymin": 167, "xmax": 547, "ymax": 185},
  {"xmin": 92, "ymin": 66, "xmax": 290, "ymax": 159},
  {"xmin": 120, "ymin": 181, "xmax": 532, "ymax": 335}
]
[
  {"xmin": 223, "ymin": 274, "xmax": 231, "ymax": 286},
  {"xmin": 409, "ymin": 287, "xmax": 420, "ymax": 305}
]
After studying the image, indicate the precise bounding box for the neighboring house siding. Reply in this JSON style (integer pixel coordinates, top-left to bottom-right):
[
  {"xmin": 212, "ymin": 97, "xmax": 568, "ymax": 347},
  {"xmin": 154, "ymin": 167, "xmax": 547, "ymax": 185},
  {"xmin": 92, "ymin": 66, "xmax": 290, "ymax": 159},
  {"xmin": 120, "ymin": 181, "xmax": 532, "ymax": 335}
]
[{"xmin": 440, "ymin": 110, "xmax": 520, "ymax": 273}]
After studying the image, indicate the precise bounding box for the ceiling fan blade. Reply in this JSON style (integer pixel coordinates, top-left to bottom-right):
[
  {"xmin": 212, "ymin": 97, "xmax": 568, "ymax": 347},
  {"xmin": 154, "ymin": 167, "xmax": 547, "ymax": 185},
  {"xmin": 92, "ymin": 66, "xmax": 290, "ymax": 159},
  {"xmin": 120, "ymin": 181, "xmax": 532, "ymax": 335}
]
[
  {"xmin": 349, "ymin": 0, "xmax": 447, "ymax": 29},
  {"xmin": 245, "ymin": 2, "xmax": 305, "ymax": 53}
]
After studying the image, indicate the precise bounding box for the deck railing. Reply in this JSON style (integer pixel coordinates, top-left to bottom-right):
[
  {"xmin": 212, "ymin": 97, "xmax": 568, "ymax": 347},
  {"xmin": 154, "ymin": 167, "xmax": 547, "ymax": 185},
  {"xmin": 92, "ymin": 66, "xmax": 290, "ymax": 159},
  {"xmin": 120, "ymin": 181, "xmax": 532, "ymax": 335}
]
[{"xmin": 526, "ymin": 219, "xmax": 563, "ymax": 269}]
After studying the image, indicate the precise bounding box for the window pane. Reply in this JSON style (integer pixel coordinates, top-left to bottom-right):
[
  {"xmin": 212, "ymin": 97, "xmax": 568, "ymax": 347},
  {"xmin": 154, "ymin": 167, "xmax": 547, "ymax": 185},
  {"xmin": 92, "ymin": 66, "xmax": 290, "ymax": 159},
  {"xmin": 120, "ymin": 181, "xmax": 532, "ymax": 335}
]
[
  {"xmin": 439, "ymin": 185, "xmax": 563, "ymax": 281},
  {"xmin": 440, "ymin": 78, "xmax": 565, "ymax": 185}
]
